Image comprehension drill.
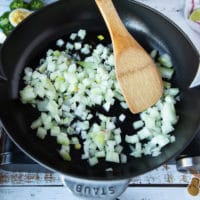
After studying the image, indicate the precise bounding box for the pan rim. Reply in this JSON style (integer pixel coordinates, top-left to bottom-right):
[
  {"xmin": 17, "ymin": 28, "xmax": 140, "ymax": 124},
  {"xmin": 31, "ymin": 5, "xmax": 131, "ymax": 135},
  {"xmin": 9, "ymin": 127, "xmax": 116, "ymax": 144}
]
[{"xmin": 0, "ymin": 0, "xmax": 200, "ymax": 180}]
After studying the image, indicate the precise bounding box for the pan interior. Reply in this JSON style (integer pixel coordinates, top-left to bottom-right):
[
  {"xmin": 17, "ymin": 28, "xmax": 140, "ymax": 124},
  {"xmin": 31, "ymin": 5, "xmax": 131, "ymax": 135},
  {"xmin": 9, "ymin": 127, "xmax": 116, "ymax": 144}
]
[{"xmin": 0, "ymin": 0, "xmax": 200, "ymax": 180}]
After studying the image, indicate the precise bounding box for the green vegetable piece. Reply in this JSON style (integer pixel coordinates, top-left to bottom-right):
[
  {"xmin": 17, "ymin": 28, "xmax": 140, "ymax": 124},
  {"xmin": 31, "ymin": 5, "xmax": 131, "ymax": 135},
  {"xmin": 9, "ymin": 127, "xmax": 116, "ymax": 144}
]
[
  {"xmin": 97, "ymin": 34, "xmax": 104, "ymax": 41},
  {"xmin": 0, "ymin": 12, "xmax": 10, "ymax": 28},
  {"xmin": 2, "ymin": 23, "xmax": 14, "ymax": 35},
  {"xmin": 0, "ymin": 12, "xmax": 14, "ymax": 35},
  {"xmin": 10, "ymin": 0, "xmax": 29, "ymax": 10},
  {"xmin": 29, "ymin": 0, "xmax": 44, "ymax": 10}
]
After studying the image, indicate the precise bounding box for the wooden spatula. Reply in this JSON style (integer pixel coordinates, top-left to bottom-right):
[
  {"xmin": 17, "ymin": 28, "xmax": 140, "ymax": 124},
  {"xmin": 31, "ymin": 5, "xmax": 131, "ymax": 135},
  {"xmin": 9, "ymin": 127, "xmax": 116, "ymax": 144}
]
[{"xmin": 95, "ymin": 0, "xmax": 163, "ymax": 113}]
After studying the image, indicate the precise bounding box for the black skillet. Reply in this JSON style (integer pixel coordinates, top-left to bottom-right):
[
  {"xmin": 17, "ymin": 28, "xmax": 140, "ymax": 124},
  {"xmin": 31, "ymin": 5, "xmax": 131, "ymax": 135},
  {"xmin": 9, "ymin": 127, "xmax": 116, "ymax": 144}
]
[{"xmin": 0, "ymin": 0, "xmax": 200, "ymax": 199}]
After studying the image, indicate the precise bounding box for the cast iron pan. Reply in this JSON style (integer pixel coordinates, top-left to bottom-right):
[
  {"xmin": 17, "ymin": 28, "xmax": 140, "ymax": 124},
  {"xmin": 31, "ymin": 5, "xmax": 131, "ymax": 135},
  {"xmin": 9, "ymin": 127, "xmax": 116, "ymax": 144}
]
[{"xmin": 0, "ymin": 0, "xmax": 200, "ymax": 181}]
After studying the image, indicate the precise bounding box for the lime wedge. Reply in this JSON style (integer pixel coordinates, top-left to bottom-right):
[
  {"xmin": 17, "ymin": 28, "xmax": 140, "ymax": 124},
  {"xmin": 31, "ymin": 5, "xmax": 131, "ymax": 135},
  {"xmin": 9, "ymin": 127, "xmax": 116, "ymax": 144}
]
[
  {"xmin": 189, "ymin": 8, "xmax": 200, "ymax": 22},
  {"xmin": 9, "ymin": 8, "xmax": 32, "ymax": 27}
]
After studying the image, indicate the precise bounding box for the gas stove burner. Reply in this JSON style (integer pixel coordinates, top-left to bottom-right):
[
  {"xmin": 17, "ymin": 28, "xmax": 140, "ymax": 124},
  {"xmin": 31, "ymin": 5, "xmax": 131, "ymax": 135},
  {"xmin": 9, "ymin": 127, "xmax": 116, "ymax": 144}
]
[{"xmin": 0, "ymin": 130, "xmax": 50, "ymax": 172}]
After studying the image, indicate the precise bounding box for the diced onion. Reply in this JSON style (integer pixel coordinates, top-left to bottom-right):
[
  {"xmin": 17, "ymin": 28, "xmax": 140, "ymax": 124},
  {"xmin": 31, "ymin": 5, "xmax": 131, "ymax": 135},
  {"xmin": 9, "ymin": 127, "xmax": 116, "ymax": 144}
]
[{"xmin": 20, "ymin": 29, "xmax": 179, "ymax": 166}]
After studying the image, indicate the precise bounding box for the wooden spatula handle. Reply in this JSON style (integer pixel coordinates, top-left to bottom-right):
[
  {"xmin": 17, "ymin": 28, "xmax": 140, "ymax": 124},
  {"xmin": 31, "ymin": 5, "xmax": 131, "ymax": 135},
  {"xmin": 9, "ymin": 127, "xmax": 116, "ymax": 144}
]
[
  {"xmin": 95, "ymin": 0, "xmax": 140, "ymax": 55},
  {"xmin": 95, "ymin": 0, "xmax": 128, "ymax": 38}
]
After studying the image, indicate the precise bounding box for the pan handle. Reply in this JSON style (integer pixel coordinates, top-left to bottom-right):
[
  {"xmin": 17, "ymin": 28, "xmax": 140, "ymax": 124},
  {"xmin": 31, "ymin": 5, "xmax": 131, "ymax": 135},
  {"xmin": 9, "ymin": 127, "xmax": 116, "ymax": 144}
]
[
  {"xmin": 61, "ymin": 176, "xmax": 130, "ymax": 199},
  {"xmin": 0, "ymin": 44, "xmax": 7, "ymax": 82},
  {"xmin": 176, "ymin": 156, "xmax": 200, "ymax": 174}
]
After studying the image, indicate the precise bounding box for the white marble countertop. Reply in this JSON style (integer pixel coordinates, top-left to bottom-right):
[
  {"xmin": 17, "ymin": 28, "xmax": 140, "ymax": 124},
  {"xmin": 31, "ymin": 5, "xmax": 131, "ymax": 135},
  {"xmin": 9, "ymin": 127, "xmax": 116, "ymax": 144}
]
[
  {"xmin": 0, "ymin": 164, "xmax": 198, "ymax": 200},
  {"xmin": 136, "ymin": 0, "xmax": 200, "ymax": 53},
  {"xmin": 0, "ymin": 0, "xmax": 200, "ymax": 200}
]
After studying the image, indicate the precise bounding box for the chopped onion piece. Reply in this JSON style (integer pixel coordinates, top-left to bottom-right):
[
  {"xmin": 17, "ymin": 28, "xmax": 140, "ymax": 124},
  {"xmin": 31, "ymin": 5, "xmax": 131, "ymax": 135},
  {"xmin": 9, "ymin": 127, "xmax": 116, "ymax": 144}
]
[
  {"xmin": 133, "ymin": 120, "xmax": 144, "ymax": 130},
  {"xmin": 56, "ymin": 39, "xmax": 65, "ymax": 47},
  {"xmin": 36, "ymin": 127, "xmax": 47, "ymax": 139},
  {"xmin": 119, "ymin": 114, "xmax": 126, "ymax": 122},
  {"xmin": 106, "ymin": 151, "xmax": 120, "ymax": 163},
  {"xmin": 125, "ymin": 135, "xmax": 139, "ymax": 144}
]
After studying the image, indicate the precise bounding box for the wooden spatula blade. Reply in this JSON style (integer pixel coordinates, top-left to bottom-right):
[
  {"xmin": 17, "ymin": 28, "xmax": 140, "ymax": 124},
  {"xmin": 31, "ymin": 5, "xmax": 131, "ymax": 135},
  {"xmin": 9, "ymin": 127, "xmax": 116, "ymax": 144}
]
[{"xmin": 115, "ymin": 46, "xmax": 163, "ymax": 113}]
